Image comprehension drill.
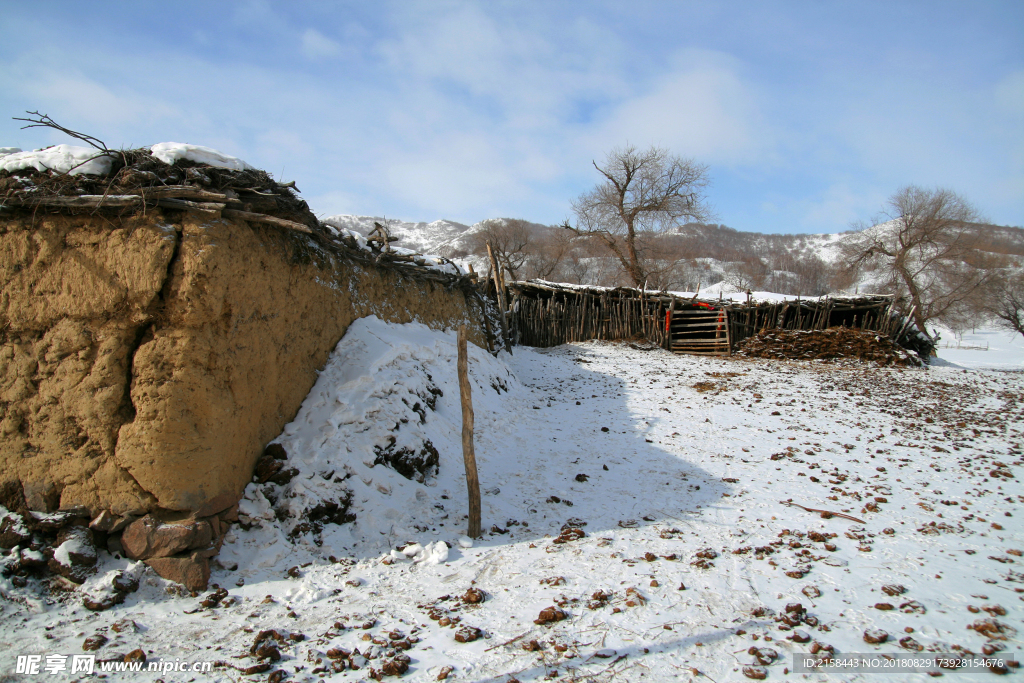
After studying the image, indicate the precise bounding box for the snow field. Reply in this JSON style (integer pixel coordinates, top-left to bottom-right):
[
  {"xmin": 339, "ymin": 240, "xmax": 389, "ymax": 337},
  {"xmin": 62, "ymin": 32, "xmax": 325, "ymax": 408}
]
[{"xmin": 0, "ymin": 319, "xmax": 1021, "ymax": 682}]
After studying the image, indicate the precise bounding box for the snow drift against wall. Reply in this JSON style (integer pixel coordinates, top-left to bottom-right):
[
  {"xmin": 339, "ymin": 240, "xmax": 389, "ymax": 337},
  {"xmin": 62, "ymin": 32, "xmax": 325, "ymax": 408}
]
[{"xmin": 237, "ymin": 317, "xmax": 518, "ymax": 553}]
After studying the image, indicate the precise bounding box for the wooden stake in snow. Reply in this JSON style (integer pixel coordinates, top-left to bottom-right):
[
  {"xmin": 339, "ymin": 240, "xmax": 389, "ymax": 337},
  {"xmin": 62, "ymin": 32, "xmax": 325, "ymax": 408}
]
[
  {"xmin": 486, "ymin": 242, "xmax": 513, "ymax": 354},
  {"xmin": 457, "ymin": 326, "xmax": 482, "ymax": 538}
]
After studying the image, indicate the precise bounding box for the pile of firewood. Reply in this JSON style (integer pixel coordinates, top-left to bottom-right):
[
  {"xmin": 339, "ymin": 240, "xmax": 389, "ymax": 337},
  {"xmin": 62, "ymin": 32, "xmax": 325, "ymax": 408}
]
[{"xmin": 737, "ymin": 327, "xmax": 921, "ymax": 366}]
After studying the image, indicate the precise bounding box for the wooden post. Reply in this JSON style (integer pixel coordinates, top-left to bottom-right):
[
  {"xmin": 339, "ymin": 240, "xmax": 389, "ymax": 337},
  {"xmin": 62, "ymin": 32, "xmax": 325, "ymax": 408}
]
[
  {"xmin": 486, "ymin": 242, "xmax": 512, "ymax": 354},
  {"xmin": 896, "ymin": 305, "xmax": 917, "ymax": 340},
  {"xmin": 724, "ymin": 310, "xmax": 733, "ymax": 356},
  {"xmin": 666, "ymin": 297, "xmax": 676, "ymax": 350},
  {"xmin": 457, "ymin": 326, "xmax": 482, "ymax": 539}
]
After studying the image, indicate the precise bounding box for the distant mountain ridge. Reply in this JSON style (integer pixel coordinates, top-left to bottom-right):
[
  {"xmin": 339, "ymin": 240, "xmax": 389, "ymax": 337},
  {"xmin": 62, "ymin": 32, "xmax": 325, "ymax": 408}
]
[
  {"xmin": 324, "ymin": 214, "xmax": 1024, "ymax": 296},
  {"xmin": 328, "ymin": 214, "xmax": 1022, "ymax": 261},
  {"xmin": 323, "ymin": 215, "xmax": 554, "ymax": 257},
  {"xmin": 322, "ymin": 215, "xmax": 474, "ymax": 255}
]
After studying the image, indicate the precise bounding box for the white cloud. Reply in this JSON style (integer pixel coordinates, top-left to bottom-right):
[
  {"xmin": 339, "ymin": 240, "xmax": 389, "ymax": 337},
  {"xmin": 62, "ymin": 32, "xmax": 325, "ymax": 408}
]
[
  {"xmin": 231, "ymin": 0, "xmax": 278, "ymax": 29},
  {"xmin": 0, "ymin": 3, "xmax": 1018, "ymax": 230},
  {"xmin": 583, "ymin": 50, "xmax": 775, "ymax": 167},
  {"xmin": 0, "ymin": 61, "xmax": 181, "ymax": 134},
  {"xmin": 301, "ymin": 28, "xmax": 342, "ymax": 60},
  {"xmin": 994, "ymin": 70, "xmax": 1024, "ymax": 115},
  {"xmin": 821, "ymin": 68, "xmax": 1023, "ymax": 228},
  {"xmin": 375, "ymin": 4, "xmax": 627, "ymax": 130},
  {"xmin": 795, "ymin": 183, "xmax": 888, "ymax": 232}
]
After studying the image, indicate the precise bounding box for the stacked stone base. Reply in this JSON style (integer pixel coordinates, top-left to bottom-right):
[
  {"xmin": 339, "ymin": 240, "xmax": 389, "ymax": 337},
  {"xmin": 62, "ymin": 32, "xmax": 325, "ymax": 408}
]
[{"xmin": 1, "ymin": 479, "xmax": 237, "ymax": 597}]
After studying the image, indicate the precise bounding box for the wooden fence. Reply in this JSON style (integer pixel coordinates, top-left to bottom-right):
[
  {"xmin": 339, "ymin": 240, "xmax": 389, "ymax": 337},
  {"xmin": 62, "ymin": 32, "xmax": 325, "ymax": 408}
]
[
  {"xmin": 509, "ymin": 282, "xmax": 910, "ymax": 356},
  {"xmin": 513, "ymin": 290, "xmax": 668, "ymax": 348},
  {"xmin": 725, "ymin": 297, "xmax": 902, "ymax": 346}
]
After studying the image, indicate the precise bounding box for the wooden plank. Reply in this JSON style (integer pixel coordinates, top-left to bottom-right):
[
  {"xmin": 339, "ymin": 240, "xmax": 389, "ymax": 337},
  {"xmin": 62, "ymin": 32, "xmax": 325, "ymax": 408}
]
[
  {"xmin": 141, "ymin": 186, "xmax": 238, "ymax": 202},
  {"xmin": 671, "ymin": 341, "xmax": 729, "ymax": 346},
  {"xmin": 724, "ymin": 310, "xmax": 732, "ymax": 356},
  {"xmin": 8, "ymin": 194, "xmax": 143, "ymax": 208},
  {"xmin": 672, "ymin": 349, "xmax": 729, "ymax": 356},
  {"xmin": 158, "ymin": 198, "xmax": 226, "ymax": 213},
  {"xmin": 486, "ymin": 242, "xmax": 512, "ymax": 353},
  {"xmin": 222, "ymin": 209, "xmax": 312, "ymax": 234},
  {"xmin": 669, "ymin": 321, "xmax": 729, "ymax": 329},
  {"xmin": 672, "ymin": 343, "xmax": 730, "ymax": 349},
  {"xmin": 665, "ymin": 297, "xmax": 675, "ymax": 350},
  {"xmin": 671, "ymin": 342, "xmax": 729, "ymax": 348}
]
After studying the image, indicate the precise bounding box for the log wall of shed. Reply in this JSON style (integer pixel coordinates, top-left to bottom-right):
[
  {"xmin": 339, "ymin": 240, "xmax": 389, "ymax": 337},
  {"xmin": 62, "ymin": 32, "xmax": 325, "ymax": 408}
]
[{"xmin": 508, "ymin": 282, "xmax": 918, "ymax": 358}]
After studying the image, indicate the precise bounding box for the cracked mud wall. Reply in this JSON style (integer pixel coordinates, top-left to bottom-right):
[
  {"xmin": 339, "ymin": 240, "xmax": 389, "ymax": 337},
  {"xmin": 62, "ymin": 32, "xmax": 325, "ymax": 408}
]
[
  {"xmin": 0, "ymin": 213, "xmax": 176, "ymax": 515},
  {"xmin": 1, "ymin": 211, "xmax": 487, "ymax": 517}
]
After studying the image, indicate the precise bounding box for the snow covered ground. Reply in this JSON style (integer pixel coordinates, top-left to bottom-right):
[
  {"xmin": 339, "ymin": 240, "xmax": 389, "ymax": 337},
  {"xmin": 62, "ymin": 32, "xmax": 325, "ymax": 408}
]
[
  {"xmin": 932, "ymin": 326, "xmax": 1024, "ymax": 372},
  {"xmin": 1, "ymin": 319, "xmax": 1022, "ymax": 682}
]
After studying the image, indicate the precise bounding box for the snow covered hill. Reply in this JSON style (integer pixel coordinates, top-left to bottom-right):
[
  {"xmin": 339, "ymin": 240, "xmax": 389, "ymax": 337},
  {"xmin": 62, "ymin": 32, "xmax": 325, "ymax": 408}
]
[
  {"xmin": 315, "ymin": 214, "xmax": 904, "ymax": 296},
  {"xmin": 322, "ymin": 215, "xmax": 475, "ymax": 255}
]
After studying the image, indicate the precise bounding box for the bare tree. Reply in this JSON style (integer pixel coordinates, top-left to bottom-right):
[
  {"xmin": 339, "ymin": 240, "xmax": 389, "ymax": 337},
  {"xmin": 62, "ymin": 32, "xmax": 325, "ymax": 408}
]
[
  {"xmin": 842, "ymin": 186, "xmax": 993, "ymax": 337},
  {"xmin": 788, "ymin": 255, "xmax": 835, "ymax": 297},
  {"xmin": 523, "ymin": 227, "xmax": 573, "ymax": 281},
  {"xmin": 986, "ymin": 274, "xmax": 1024, "ymax": 338},
  {"xmin": 724, "ymin": 257, "xmax": 771, "ymax": 291},
  {"xmin": 565, "ymin": 145, "xmax": 712, "ymax": 287},
  {"xmin": 562, "ymin": 249, "xmax": 594, "ymax": 285},
  {"xmin": 467, "ymin": 218, "xmax": 532, "ymax": 281}
]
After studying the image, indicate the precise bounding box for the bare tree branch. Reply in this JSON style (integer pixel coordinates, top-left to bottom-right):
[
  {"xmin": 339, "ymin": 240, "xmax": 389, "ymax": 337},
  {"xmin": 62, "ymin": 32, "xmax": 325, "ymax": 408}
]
[
  {"xmin": 468, "ymin": 219, "xmax": 532, "ymax": 280},
  {"xmin": 985, "ymin": 274, "xmax": 1024, "ymax": 338},
  {"xmin": 14, "ymin": 111, "xmax": 111, "ymax": 153},
  {"xmin": 840, "ymin": 185, "xmax": 991, "ymax": 337},
  {"xmin": 565, "ymin": 144, "xmax": 712, "ymax": 287}
]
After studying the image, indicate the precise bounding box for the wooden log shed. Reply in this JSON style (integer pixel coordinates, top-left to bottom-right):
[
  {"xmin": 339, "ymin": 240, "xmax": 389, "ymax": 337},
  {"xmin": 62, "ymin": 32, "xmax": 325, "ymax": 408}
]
[{"xmin": 507, "ymin": 280, "xmax": 922, "ymax": 356}]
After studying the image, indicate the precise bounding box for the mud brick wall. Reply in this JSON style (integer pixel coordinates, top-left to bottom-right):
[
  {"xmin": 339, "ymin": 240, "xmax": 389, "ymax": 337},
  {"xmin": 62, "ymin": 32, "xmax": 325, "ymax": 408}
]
[{"xmin": 0, "ymin": 211, "xmax": 488, "ymax": 518}]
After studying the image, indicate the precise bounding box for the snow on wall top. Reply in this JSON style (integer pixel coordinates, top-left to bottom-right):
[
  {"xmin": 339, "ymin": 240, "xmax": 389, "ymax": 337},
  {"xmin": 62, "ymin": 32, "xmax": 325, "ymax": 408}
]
[
  {"xmin": 149, "ymin": 142, "xmax": 254, "ymax": 171},
  {"xmin": 0, "ymin": 144, "xmax": 114, "ymax": 176},
  {"xmin": 0, "ymin": 142, "xmax": 254, "ymax": 176}
]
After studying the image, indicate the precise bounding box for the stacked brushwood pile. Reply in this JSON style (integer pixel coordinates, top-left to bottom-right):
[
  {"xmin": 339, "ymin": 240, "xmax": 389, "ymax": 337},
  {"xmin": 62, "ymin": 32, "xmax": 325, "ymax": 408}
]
[
  {"xmin": 0, "ymin": 148, "xmax": 318, "ymax": 229},
  {"xmin": 737, "ymin": 327, "xmax": 922, "ymax": 366}
]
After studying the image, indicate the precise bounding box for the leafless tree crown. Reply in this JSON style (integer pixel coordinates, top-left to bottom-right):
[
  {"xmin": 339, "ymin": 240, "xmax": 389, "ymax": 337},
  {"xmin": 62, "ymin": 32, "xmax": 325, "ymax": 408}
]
[
  {"xmin": 566, "ymin": 144, "xmax": 712, "ymax": 287},
  {"xmin": 468, "ymin": 219, "xmax": 533, "ymax": 281},
  {"xmin": 842, "ymin": 185, "xmax": 992, "ymax": 337},
  {"xmin": 986, "ymin": 275, "xmax": 1024, "ymax": 338}
]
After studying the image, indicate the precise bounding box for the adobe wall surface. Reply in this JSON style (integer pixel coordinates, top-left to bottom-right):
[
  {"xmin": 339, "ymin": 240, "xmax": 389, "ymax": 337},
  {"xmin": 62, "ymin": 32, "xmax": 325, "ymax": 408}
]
[{"xmin": 0, "ymin": 211, "xmax": 487, "ymax": 518}]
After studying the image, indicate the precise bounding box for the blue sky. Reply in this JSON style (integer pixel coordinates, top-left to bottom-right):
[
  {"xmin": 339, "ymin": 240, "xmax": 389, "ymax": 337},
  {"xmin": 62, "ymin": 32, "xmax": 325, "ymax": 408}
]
[{"xmin": 1, "ymin": 1, "xmax": 1021, "ymax": 234}]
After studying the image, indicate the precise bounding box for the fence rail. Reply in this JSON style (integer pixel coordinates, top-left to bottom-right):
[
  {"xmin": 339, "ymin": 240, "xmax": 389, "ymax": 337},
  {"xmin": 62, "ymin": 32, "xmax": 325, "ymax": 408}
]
[{"xmin": 940, "ymin": 341, "xmax": 989, "ymax": 351}]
